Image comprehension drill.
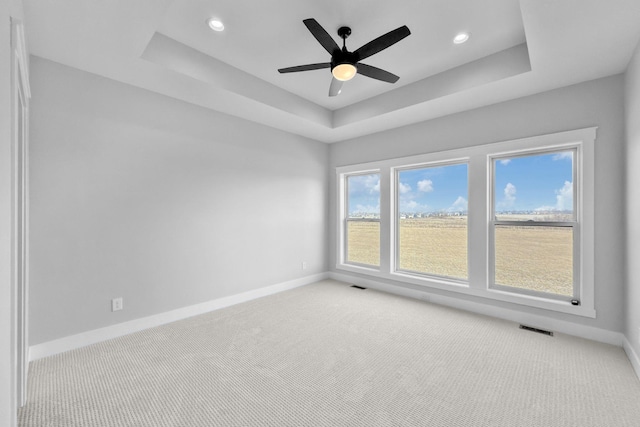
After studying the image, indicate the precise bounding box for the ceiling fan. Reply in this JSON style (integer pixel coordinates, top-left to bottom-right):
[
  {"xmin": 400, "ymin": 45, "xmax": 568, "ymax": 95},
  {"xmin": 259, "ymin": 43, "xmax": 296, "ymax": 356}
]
[{"xmin": 278, "ymin": 18, "xmax": 411, "ymax": 97}]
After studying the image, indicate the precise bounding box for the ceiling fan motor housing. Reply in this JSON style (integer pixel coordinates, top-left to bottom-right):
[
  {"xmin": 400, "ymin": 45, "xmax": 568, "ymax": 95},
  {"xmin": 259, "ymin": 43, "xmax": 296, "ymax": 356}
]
[
  {"xmin": 332, "ymin": 26, "xmax": 358, "ymax": 71},
  {"xmin": 331, "ymin": 51, "xmax": 359, "ymax": 70}
]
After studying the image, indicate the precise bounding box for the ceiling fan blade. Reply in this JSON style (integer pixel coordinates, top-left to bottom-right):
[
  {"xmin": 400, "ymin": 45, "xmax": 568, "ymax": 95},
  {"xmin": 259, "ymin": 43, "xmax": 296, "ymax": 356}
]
[
  {"xmin": 278, "ymin": 63, "xmax": 331, "ymax": 73},
  {"xmin": 357, "ymin": 63, "xmax": 400, "ymax": 83},
  {"xmin": 329, "ymin": 77, "xmax": 344, "ymax": 97},
  {"xmin": 303, "ymin": 18, "xmax": 341, "ymax": 55},
  {"xmin": 354, "ymin": 25, "xmax": 411, "ymax": 61}
]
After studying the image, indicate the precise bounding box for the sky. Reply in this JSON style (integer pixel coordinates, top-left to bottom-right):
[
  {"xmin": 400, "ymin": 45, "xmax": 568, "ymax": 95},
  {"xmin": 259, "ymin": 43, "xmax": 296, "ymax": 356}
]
[
  {"xmin": 494, "ymin": 151, "xmax": 573, "ymax": 214},
  {"xmin": 397, "ymin": 163, "xmax": 468, "ymax": 214},
  {"xmin": 347, "ymin": 150, "xmax": 574, "ymax": 215}
]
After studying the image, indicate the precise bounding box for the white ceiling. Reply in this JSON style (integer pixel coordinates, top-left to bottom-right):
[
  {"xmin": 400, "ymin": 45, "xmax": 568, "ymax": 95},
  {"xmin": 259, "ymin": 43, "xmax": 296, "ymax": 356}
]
[{"xmin": 22, "ymin": 0, "xmax": 640, "ymax": 143}]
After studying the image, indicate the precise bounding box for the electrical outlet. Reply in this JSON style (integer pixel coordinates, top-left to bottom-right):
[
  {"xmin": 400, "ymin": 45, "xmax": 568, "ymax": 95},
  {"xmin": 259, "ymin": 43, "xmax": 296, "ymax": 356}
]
[
  {"xmin": 302, "ymin": 261, "xmax": 308, "ymax": 270},
  {"xmin": 111, "ymin": 297, "xmax": 123, "ymax": 312}
]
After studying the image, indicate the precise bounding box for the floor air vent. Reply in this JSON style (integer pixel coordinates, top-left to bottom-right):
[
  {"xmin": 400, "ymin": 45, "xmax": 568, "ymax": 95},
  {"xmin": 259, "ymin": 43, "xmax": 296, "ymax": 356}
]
[
  {"xmin": 519, "ymin": 325, "xmax": 553, "ymax": 336},
  {"xmin": 350, "ymin": 285, "xmax": 367, "ymax": 290}
]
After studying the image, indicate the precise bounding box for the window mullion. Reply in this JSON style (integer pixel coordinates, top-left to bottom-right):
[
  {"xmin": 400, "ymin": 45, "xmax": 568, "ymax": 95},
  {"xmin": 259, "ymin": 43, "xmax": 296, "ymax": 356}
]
[
  {"xmin": 379, "ymin": 166, "xmax": 391, "ymax": 273},
  {"xmin": 467, "ymin": 154, "xmax": 487, "ymax": 290}
]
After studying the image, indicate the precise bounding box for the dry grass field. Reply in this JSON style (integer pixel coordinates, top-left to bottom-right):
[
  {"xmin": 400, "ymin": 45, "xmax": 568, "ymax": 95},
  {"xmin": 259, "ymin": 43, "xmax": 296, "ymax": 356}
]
[
  {"xmin": 495, "ymin": 225, "xmax": 572, "ymax": 296},
  {"xmin": 347, "ymin": 217, "xmax": 573, "ymax": 296},
  {"xmin": 346, "ymin": 220, "xmax": 380, "ymax": 266},
  {"xmin": 398, "ymin": 217, "xmax": 468, "ymax": 279}
]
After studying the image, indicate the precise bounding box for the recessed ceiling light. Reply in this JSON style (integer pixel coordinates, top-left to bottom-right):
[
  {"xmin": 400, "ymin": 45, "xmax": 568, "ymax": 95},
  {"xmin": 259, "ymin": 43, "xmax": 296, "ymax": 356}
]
[
  {"xmin": 207, "ymin": 18, "xmax": 224, "ymax": 32},
  {"xmin": 453, "ymin": 32, "xmax": 470, "ymax": 44}
]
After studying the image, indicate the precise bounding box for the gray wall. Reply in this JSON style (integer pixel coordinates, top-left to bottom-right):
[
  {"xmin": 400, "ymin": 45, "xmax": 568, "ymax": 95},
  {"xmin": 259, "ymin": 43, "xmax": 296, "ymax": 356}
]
[
  {"xmin": 329, "ymin": 75, "xmax": 625, "ymax": 333},
  {"xmin": 27, "ymin": 54, "xmax": 630, "ymax": 345},
  {"xmin": 28, "ymin": 57, "xmax": 329, "ymax": 345},
  {"xmin": 625, "ymin": 42, "xmax": 640, "ymax": 355}
]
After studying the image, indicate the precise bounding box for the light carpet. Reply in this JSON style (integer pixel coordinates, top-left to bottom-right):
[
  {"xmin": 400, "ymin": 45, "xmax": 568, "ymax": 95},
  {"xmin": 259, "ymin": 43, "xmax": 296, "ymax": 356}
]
[{"xmin": 19, "ymin": 280, "xmax": 640, "ymax": 426}]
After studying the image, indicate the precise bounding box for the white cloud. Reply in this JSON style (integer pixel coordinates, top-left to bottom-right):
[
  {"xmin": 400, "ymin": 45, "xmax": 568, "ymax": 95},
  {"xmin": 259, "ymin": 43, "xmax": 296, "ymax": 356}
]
[
  {"xmin": 400, "ymin": 199, "xmax": 431, "ymax": 213},
  {"xmin": 555, "ymin": 181, "xmax": 573, "ymax": 211},
  {"xmin": 448, "ymin": 196, "xmax": 468, "ymax": 212},
  {"xmin": 496, "ymin": 183, "xmax": 516, "ymax": 210},
  {"xmin": 405, "ymin": 200, "xmax": 418, "ymax": 210},
  {"xmin": 398, "ymin": 182, "xmax": 412, "ymax": 194},
  {"xmin": 354, "ymin": 204, "xmax": 380, "ymax": 213},
  {"xmin": 534, "ymin": 181, "xmax": 573, "ymax": 212},
  {"xmin": 504, "ymin": 183, "xmax": 516, "ymax": 204},
  {"xmin": 499, "ymin": 159, "xmax": 511, "ymax": 166},
  {"xmin": 417, "ymin": 179, "xmax": 433, "ymax": 192},
  {"xmin": 363, "ymin": 175, "xmax": 380, "ymax": 194},
  {"xmin": 552, "ymin": 152, "xmax": 573, "ymax": 161},
  {"xmin": 348, "ymin": 174, "xmax": 380, "ymax": 195}
]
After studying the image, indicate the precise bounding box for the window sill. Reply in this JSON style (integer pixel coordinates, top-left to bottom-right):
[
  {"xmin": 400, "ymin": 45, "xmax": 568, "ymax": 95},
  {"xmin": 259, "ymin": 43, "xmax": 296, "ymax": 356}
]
[{"xmin": 337, "ymin": 263, "xmax": 596, "ymax": 318}]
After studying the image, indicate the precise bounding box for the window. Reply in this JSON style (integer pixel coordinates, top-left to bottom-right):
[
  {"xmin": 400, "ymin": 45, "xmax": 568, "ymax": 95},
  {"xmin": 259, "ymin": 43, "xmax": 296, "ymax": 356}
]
[
  {"xmin": 345, "ymin": 173, "xmax": 380, "ymax": 267},
  {"xmin": 396, "ymin": 163, "xmax": 468, "ymax": 280},
  {"xmin": 490, "ymin": 150, "xmax": 576, "ymax": 300},
  {"xmin": 336, "ymin": 127, "xmax": 595, "ymax": 317}
]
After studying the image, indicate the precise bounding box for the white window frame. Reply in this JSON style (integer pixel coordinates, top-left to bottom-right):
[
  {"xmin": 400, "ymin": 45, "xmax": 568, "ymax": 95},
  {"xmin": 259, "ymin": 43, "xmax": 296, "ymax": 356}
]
[
  {"xmin": 393, "ymin": 160, "xmax": 470, "ymax": 284},
  {"xmin": 336, "ymin": 127, "xmax": 596, "ymax": 318},
  {"xmin": 489, "ymin": 147, "xmax": 579, "ymax": 302},
  {"xmin": 342, "ymin": 171, "xmax": 382, "ymax": 270}
]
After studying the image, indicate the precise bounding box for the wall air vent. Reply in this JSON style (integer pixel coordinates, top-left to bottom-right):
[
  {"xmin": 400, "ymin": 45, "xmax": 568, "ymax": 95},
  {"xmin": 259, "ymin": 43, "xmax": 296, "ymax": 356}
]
[{"xmin": 519, "ymin": 324, "xmax": 553, "ymax": 336}]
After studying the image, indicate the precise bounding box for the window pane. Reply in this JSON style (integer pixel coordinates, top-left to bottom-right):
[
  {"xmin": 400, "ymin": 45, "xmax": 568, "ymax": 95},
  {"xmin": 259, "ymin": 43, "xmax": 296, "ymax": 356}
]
[
  {"xmin": 494, "ymin": 225, "xmax": 573, "ymax": 296},
  {"xmin": 494, "ymin": 151, "xmax": 574, "ymax": 222},
  {"xmin": 397, "ymin": 164, "xmax": 468, "ymax": 279},
  {"xmin": 346, "ymin": 220, "xmax": 380, "ymax": 266},
  {"xmin": 346, "ymin": 174, "xmax": 380, "ymax": 266}
]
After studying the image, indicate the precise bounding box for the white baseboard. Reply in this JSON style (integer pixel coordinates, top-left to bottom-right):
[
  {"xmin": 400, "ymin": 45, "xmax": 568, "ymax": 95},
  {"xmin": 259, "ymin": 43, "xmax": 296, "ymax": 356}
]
[
  {"xmin": 623, "ymin": 336, "xmax": 640, "ymax": 381},
  {"xmin": 30, "ymin": 273, "xmax": 328, "ymax": 361},
  {"xmin": 30, "ymin": 271, "xmax": 630, "ymax": 364},
  {"xmin": 329, "ymin": 271, "xmax": 624, "ymax": 347}
]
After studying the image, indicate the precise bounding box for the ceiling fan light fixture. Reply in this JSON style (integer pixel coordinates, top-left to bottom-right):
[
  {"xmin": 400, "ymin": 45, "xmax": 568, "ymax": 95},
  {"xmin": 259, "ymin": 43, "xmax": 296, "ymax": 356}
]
[
  {"xmin": 207, "ymin": 18, "xmax": 225, "ymax": 32},
  {"xmin": 453, "ymin": 32, "xmax": 470, "ymax": 44},
  {"xmin": 332, "ymin": 63, "xmax": 357, "ymax": 81}
]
